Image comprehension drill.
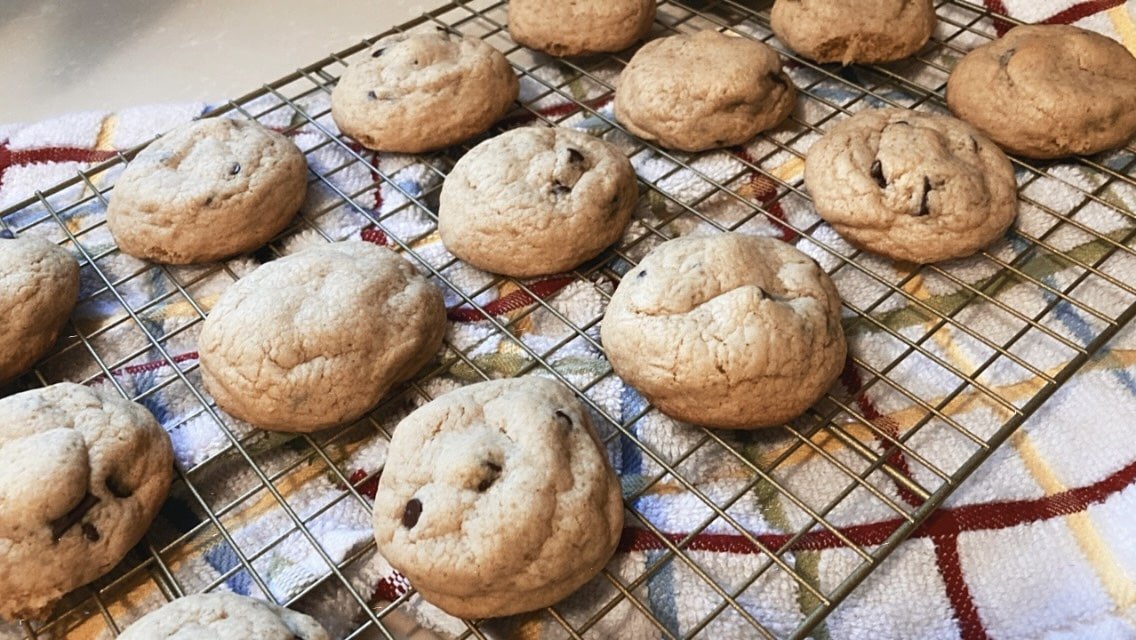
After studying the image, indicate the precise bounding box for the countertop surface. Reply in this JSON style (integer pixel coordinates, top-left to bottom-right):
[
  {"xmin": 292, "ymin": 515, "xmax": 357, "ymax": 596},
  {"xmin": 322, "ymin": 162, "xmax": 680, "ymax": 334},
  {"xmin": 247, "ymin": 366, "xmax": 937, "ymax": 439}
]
[{"xmin": 0, "ymin": 0, "xmax": 434, "ymax": 124}]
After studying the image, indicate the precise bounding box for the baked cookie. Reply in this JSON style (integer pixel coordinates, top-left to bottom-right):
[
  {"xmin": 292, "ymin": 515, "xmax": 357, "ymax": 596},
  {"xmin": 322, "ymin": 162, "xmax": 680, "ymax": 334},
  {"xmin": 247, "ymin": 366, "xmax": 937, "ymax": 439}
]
[
  {"xmin": 614, "ymin": 30, "xmax": 796, "ymax": 152},
  {"xmin": 199, "ymin": 242, "xmax": 446, "ymax": 432},
  {"xmin": 946, "ymin": 25, "xmax": 1136, "ymax": 159},
  {"xmin": 439, "ymin": 127, "xmax": 638, "ymax": 277},
  {"xmin": 0, "ymin": 237, "xmax": 80, "ymax": 383},
  {"xmin": 804, "ymin": 108, "xmax": 1018, "ymax": 263},
  {"xmin": 601, "ymin": 234, "xmax": 846, "ymax": 428},
  {"xmin": 508, "ymin": 0, "xmax": 655, "ymax": 56},
  {"xmin": 771, "ymin": 0, "xmax": 936, "ymax": 65},
  {"xmin": 107, "ymin": 118, "xmax": 307, "ymax": 265},
  {"xmin": 373, "ymin": 378, "xmax": 623, "ymax": 619},
  {"xmin": 0, "ymin": 383, "xmax": 173, "ymax": 620},
  {"xmin": 332, "ymin": 31, "xmax": 519, "ymax": 153},
  {"xmin": 118, "ymin": 593, "xmax": 329, "ymax": 639}
]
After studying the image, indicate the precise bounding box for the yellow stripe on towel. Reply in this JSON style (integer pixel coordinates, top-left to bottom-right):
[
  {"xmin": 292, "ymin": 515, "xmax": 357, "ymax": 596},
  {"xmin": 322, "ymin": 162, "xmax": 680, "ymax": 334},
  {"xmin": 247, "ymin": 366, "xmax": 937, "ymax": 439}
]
[
  {"xmin": 1011, "ymin": 430, "xmax": 1136, "ymax": 608},
  {"xmin": 1107, "ymin": 5, "xmax": 1136, "ymax": 55}
]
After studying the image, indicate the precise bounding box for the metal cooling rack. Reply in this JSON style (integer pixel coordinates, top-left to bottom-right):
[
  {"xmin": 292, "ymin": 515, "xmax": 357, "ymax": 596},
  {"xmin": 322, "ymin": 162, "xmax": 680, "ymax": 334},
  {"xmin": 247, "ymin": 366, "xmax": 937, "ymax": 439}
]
[{"xmin": 3, "ymin": 0, "xmax": 1136, "ymax": 638}]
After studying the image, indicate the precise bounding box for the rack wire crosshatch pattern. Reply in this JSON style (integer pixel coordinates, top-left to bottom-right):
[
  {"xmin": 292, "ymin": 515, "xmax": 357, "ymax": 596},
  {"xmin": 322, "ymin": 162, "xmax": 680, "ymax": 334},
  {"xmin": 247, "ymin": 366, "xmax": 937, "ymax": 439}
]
[{"xmin": 2, "ymin": 0, "xmax": 1136, "ymax": 638}]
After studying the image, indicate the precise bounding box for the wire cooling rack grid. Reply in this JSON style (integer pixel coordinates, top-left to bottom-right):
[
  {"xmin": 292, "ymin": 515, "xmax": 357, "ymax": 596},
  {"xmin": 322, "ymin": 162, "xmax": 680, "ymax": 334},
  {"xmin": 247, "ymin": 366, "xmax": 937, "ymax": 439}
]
[{"xmin": 4, "ymin": 0, "xmax": 1136, "ymax": 638}]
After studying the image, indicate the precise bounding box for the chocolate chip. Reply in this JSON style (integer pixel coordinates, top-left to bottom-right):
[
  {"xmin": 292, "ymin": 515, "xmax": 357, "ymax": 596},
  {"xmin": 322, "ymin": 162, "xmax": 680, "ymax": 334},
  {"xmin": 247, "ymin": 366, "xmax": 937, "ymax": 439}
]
[
  {"xmin": 999, "ymin": 48, "xmax": 1016, "ymax": 67},
  {"xmin": 105, "ymin": 474, "xmax": 134, "ymax": 499},
  {"xmin": 0, "ymin": 229, "xmax": 13, "ymax": 240},
  {"xmin": 371, "ymin": 47, "xmax": 386, "ymax": 57},
  {"xmin": 229, "ymin": 162, "xmax": 241, "ymax": 175},
  {"xmin": 555, "ymin": 410, "xmax": 573, "ymax": 429},
  {"xmin": 916, "ymin": 176, "xmax": 932, "ymax": 217},
  {"xmin": 567, "ymin": 148, "xmax": 584, "ymax": 164},
  {"xmin": 551, "ymin": 182, "xmax": 571, "ymax": 197},
  {"xmin": 51, "ymin": 493, "xmax": 100, "ymax": 542},
  {"xmin": 477, "ymin": 461, "xmax": 503, "ymax": 493},
  {"xmin": 636, "ymin": 270, "xmax": 647, "ymax": 279},
  {"xmin": 204, "ymin": 196, "xmax": 214, "ymax": 206},
  {"xmin": 870, "ymin": 159, "xmax": 887, "ymax": 188},
  {"xmin": 81, "ymin": 522, "xmax": 100, "ymax": 542},
  {"xmin": 402, "ymin": 498, "xmax": 422, "ymax": 528},
  {"xmin": 366, "ymin": 90, "xmax": 377, "ymax": 100}
]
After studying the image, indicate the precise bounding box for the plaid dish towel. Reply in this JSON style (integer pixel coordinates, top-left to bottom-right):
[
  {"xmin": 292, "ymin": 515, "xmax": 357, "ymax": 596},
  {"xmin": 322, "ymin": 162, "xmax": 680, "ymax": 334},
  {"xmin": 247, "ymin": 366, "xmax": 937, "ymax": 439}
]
[{"xmin": 2, "ymin": 2, "xmax": 1136, "ymax": 639}]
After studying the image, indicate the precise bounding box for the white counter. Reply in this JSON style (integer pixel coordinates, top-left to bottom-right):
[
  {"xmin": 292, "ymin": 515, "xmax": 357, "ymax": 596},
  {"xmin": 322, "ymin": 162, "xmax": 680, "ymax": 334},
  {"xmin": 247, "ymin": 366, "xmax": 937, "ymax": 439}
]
[{"xmin": 0, "ymin": 0, "xmax": 434, "ymax": 124}]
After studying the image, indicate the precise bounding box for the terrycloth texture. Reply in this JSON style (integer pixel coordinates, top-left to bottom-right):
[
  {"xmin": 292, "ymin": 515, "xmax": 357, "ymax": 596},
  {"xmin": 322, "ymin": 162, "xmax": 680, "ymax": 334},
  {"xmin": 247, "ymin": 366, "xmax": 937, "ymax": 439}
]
[{"xmin": 1, "ymin": 2, "xmax": 1135, "ymax": 639}]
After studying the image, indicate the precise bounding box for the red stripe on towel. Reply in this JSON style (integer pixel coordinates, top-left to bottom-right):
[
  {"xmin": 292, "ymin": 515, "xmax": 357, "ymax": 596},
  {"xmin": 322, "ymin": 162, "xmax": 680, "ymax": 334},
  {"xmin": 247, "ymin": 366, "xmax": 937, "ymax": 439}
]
[
  {"xmin": 933, "ymin": 535, "xmax": 992, "ymax": 640},
  {"xmin": 447, "ymin": 275, "xmax": 576, "ymax": 322}
]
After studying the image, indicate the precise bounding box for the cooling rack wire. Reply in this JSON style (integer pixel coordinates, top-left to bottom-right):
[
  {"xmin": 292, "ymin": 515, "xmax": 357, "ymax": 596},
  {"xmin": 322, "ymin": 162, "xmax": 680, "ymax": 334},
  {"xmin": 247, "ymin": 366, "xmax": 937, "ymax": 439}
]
[{"xmin": 3, "ymin": 0, "xmax": 1135, "ymax": 638}]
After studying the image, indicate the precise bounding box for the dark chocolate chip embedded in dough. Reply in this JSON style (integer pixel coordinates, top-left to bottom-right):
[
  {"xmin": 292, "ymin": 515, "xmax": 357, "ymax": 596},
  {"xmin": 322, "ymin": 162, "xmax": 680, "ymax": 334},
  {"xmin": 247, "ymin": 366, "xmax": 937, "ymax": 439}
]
[
  {"xmin": 229, "ymin": 162, "xmax": 241, "ymax": 175},
  {"xmin": 105, "ymin": 474, "xmax": 134, "ymax": 499},
  {"xmin": 367, "ymin": 90, "xmax": 377, "ymax": 100},
  {"xmin": 402, "ymin": 498, "xmax": 422, "ymax": 528},
  {"xmin": 636, "ymin": 270, "xmax": 647, "ymax": 279},
  {"xmin": 51, "ymin": 492, "xmax": 100, "ymax": 542},
  {"xmin": 567, "ymin": 148, "xmax": 584, "ymax": 164},
  {"xmin": 552, "ymin": 182, "xmax": 571, "ymax": 197},
  {"xmin": 477, "ymin": 461, "xmax": 503, "ymax": 492},
  {"xmin": 371, "ymin": 47, "xmax": 386, "ymax": 57},
  {"xmin": 555, "ymin": 410, "xmax": 573, "ymax": 429},
  {"xmin": 205, "ymin": 196, "xmax": 214, "ymax": 206},
  {"xmin": 81, "ymin": 522, "xmax": 100, "ymax": 542},
  {"xmin": 870, "ymin": 159, "xmax": 887, "ymax": 188},
  {"xmin": 916, "ymin": 176, "xmax": 932, "ymax": 217}
]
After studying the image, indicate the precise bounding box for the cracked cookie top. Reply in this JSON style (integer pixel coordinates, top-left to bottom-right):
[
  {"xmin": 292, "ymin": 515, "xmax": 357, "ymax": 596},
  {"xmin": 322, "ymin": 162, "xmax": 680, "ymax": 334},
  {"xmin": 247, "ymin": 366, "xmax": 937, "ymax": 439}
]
[
  {"xmin": 198, "ymin": 242, "xmax": 446, "ymax": 432},
  {"xmin": 0, "ymin": 383, "xmax": 173, "ymax": 620},
  {"xmin": 614, "ymin": 30, "xmax": 796, "ymax": 152},
  {"xmin": 947, "ymin": 25, "xmax": 1136, "ymax": 159},
  {"xmin": 804, "ymin": 108, "xmax": 1018, "ymax": 263},
  {"xmin": 508, "ymin": 0, "xmax": 655, "ymax": 56},
  {"xmin": 107, "ymin": 118, "xmax": 308, "ymax": 264},
  {"xmin": 600, "ymin": 233, "xmax": 846, "ymax": 429},
  {"xmin": 438, "ymin": 127, "xmax": 638, "ymax": 277},
  {"xmin": 0, "ymin": 236, "xmax": 79, "ymax": 383},
  {"xmin": 118, "ymin": 593, "xmax": 329, "ymax": 639},
  {"xmin": 331, "ymin": 30, "xmax": 519, "ymax": 153},
  {"xmin": 372, "ymin": 378, "xmax": 623, "ymax": 619},
  {"xmin": 771, "ymin": 0, "xmax": 936, "ymax": 65}
]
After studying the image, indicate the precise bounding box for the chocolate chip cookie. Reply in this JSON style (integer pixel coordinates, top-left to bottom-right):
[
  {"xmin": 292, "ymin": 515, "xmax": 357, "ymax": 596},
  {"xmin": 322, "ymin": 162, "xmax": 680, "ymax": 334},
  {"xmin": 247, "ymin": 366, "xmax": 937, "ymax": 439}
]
[
  {"xmin": 946, "ymin": 25, "xmax": 1136, "ymax": 159},
  {"xmin": 332, "ymin": 30, "xmax": 519, "ymax": 153},
  {"xmin": 0, "ymin": 383, "xmax": 173, "ymax": 620},
  {"xmin": 438, "ymin": 127, "xmax": 638, "ymax": 277},
  {"xmin": 614, "ymin": 30, "xmax": 796, "ymax": 152},
  {"xmin": 508, "ymin": 0, "xmax": 655, "ymax": 56},
  {"xmin": 771, "ymin": 0, "xmax": 936, "ymax": 65},
  {"xmin": 107, "ymin": 118, "xmax": 308, "ymax": 265},
  {"xmin": 373, "ymin": 378, "xmax": 623, "ymax": 619},
  {"xmin": 0, "ymin": 236, "xmax": 80, "ymax": 384},
  {"xmin": 601, "ymin": 234, "xmax": 846, "ymax": 428},
  {"xmin": 804, "ymin": 108, "xmax": 1018, "ymax": 263},
  {"xmin": 118, "ymin": 593, "xmax": 330, "ymax": 639},
  {"xmin": 199, "ymin": 242, "xmax": 446, "ymax": 433}
]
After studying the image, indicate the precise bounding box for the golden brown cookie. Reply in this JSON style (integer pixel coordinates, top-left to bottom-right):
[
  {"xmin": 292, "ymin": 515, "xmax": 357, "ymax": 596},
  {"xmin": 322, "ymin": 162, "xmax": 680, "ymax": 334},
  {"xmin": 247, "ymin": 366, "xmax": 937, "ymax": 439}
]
[{"xmin": 947, "ymin": 25, "xmax": 1136, "ymax": 159}]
